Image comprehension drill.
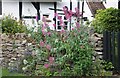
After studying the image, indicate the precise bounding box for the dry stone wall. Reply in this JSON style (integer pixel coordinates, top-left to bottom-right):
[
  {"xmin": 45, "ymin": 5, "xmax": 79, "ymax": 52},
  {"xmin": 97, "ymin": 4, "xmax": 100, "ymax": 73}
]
[
  {"xmin": 0, "ymin": 32, "xmax": 104, "ymax": 72},
  {"xmin": 0, "ymin": 33, "xmax": 34, "ymax": 72},
  {"xmin": 89, "ymin": 33, "xmax": 103, "ymax": 60}
]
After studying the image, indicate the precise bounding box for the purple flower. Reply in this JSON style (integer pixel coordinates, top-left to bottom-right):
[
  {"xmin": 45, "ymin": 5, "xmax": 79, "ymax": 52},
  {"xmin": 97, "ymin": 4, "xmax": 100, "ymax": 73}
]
[
  {"xmin": 46, "ymin": 44, "xmax": 51, "ymax": 50},
  {"xmin": 44, "ymin": 64, "xmax": 50, "ymax": 68},
  {"xmin": 47, "ymin": 32, "xmax": 51, "ymax": 36},
  {"xmin": 42, "ymin": 16, "xmax": 46, "ymax": 22},
  {"xmin": 49, "ymin": 57, "xmax": 54, "ymax": 64},
  {"xmin": 53, "ymin": 24, "xmax": 56, "ymax": 27},
  {"xmin": 76, "ymin": 22, "xmax": 80, "ymax": 28},
  {"xmin": 40, "ymin": 41, "xmax": 45, "ymax": 47},
  {"xmin": 36, "ymin": 16, "xmax": 38, "ymax": 21},
  {"xmin": 54, "ymin": 13, "xmax": 58, "ymax": 17}
]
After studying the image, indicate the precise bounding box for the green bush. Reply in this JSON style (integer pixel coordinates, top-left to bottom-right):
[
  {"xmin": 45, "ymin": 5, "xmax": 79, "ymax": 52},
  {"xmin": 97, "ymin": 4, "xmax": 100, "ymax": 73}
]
[
  {"xmin": 91, "ymin": 8, "xmax": 120, "ymax": 33},
  {"xmin": 0, "ymin": 15, "xmax": 27, "ymax": 34}
]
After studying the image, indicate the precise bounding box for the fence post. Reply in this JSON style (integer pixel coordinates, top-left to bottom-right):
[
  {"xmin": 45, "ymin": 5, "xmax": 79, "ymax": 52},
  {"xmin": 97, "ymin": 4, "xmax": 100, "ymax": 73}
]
[
  {"xmin": 111, "ymin": 32, "xmax": 116, "ymax": 70},
  {"xmin": 117, "ymin": 31, "xmax": 120, "ymax": 71},
  {"xmin": 103, "ymin": 31, "xmax": 111, "ymax": 62}
]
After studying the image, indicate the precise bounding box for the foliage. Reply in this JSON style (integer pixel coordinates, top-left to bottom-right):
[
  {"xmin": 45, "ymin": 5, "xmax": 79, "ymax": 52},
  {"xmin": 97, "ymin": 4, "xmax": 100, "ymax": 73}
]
[
  {"xmin": 91, "ymin": 57, "xmax": 114, "ymax": 76},
  {"xmin": 91, "ymin": 8, "xmax": 120, "ymax": 33},
  {"xmin": 20, "ymin": 6, "xmax": 114, "ymax": 76},
  {"xmin": 29, "ymin": 24, "xmax": 94, "ymax": 76},
  {"xmin": 0, "ymin": 14, "xmax": 27, "ymax": 34}
]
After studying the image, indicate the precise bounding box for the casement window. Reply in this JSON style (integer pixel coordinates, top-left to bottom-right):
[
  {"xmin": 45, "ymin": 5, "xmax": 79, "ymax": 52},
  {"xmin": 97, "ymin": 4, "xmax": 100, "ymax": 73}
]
[
  {"xmin": 0, "ymin": 0, "xmax": 2, "ymax": 15},
  {"xmin": 56, "ymin": 15, "xmax": 69, "ymax": 31}
]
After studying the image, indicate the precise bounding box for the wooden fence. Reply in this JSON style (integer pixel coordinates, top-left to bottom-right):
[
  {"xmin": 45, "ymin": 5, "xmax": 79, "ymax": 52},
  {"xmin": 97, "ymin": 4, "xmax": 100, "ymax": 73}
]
[{"xmin": 103, "ymin": 31, "xmax": 120, "ymax": 71}]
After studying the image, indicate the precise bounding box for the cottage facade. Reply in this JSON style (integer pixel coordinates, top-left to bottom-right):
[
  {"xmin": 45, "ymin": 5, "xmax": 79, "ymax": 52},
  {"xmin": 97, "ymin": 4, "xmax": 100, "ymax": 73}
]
[{"xmin": 0, "ymin": 0, "xmax": 118, "ymax": 30}]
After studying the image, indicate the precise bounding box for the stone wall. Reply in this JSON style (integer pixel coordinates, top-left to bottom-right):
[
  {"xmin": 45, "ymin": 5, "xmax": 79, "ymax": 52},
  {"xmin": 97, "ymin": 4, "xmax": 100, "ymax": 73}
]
[
  {"xmin": 0, "ymin": 32, "xmax": 104, "ymax": 72},
  {"xmin": 0, "ymin": 33, "xmax": 34, "ymax": 72},
  {"xmin": 89, "ymin": 33, "xmax": 103, "ymax": 60}
]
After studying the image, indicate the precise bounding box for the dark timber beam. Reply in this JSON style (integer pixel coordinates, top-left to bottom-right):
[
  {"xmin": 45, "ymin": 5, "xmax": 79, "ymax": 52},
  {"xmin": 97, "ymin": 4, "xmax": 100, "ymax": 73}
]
[
  {"xmin": 49, "ymin": 8, "xmax": 63, "ymax": 11},
  {"xmin": 31, "ymin": 2, "xmax": 40, "ymax": 21},
  {"xmin": 70, "ymin": 0, "xmax": 72, "ymax": 31},
  {"xmin": 77, "ymin": 0, "xmax": 80, "ymax": 10},
  {"xmin": 19, "ymin": 2, "xmax": 22, "ymax": 20},
  {"xmin": 81, "ymin": 0, "xmax": 84, "ymax": 18},
  {"xmin": 54, "ymin": 2, "xmax": 57, "ymax": 30}
]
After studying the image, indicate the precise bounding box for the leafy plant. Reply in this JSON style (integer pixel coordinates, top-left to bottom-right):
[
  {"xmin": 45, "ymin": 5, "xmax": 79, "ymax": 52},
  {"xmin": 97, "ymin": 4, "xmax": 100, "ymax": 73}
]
[
  {"xmin": 23, "ymin": 6, "xmax": 94, "ymax": 76},
  {"xmin": 91, "ymin": 8, "xmax": 120, "ymax": 33},
  {"xmin": 0, "ymin": 14, "xmax": 27, "ymax": 34},
  {"xmin": 23, "ymin": 6, "xmax": 114, "ymax": 76}
]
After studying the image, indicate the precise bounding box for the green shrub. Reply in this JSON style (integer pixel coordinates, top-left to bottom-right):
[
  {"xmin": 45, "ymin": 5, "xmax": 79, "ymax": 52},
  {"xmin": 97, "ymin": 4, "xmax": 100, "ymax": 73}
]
[
  {"xmin": 91, "ymin": 8, "xmax": 120, "ymax": 33},
  {"xmin": 0, "ymin": 15, "xmax": 27, "ymax": 34}
]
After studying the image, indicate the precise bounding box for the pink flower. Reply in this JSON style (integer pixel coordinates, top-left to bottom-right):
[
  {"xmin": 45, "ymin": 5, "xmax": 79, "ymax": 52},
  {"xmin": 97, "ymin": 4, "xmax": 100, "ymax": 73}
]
[
  {"xmin": 75, "ymin": 7, "xmax": 79, "ymax": 13},
  {"xmin": 36, "ymin": 16, "xmax": 38, "ymax": 21},
  {"xmin": 40, "ymin": 41, "xmax": 45, "ymax": 47},
  {"xmin": 42, "ymin": 16, "xmax": 46, "ymax": 22},
  {"xmin": 63, "ymin": 6, "xmax": 68, "ymax": 11},
  {"xmin": 72, "ymin": 28, "xmax": 74, "ymax": 30},
  {"xmin": 60, "ymin": 29, "xmax": 65, "ymax": 34},
  {"xmin": 44, "ymin": 64, "xmax": 50, "ymax": 68},
  {"xmin": 76, "ymin": 22, "xmax": 80, "ymax": 28},
  {"xmin": 42, "ymin": 30, "xmax": 47, "ymax": 36},
  {"xmin": 47, "ymin": 32, "xmax": 51, "ymax": 36},
  {"xmin": 49, "ymin": 57, "xmax": 54, "ymax": 64},
  {"xmin": 53, "ymin": 24, "xmax": 56, "ymax": 27},
  {"xmin": 54, "ymin": 13, "xmax": 58, "ymax": 17},
  {"xmin": 46, "ymin": 44, "xmax": 51, "ymax": 50},
  {"xmin": 69, "ymin": 10, "xmax": 73, "ymax": 17},
  {"xmin": 58, "ymin": 16, "xmax": 62, "ymax": 20}
]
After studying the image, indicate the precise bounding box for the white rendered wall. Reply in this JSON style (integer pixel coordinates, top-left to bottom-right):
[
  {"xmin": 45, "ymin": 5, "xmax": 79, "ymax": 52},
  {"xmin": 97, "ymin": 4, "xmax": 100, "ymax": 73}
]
[
  {"xmin": 2, "ymin": 1, "xmax": 19, "ymax": 19},
  {"xmin": 1, "ymin": 0, "xmax": 118, "ymax": 30},
  {"xmin": 103, "ymin": 0, "xmax": 118, "ymax": 9}
]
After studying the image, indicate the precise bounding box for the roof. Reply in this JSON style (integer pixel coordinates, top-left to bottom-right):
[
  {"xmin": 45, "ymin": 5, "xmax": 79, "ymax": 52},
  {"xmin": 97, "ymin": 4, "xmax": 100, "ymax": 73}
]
[{"xmin": 87, "ymin": 1, "xmax": 106, "ymax": 17}]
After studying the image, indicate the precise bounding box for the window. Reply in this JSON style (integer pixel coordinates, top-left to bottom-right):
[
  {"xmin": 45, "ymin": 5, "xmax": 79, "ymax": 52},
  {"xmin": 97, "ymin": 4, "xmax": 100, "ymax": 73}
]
[
  {"xmin": 0, "ymin": 0, "xmax": 2, "ymax": 15},
  {"xmin": 56, "ymin": 15, "xmax": 69, "ymax": 31}
]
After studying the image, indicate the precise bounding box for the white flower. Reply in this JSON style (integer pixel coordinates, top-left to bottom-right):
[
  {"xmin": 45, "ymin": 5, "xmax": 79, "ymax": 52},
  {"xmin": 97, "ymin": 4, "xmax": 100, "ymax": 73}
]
[
  {"xmin": 28, "ymin": 43, "xmax": 32, "ymax": 46},
  {"xmin": 35, "ymin": 50, "xmax": 39, "ymax": 54},
  {"xmin": 33, "ymin": 27, "xmax": 38, "ymax": 32},
  {"xmin": 38, "ymin": 20, "xmax": 43, "ymax": 25},
  {"xmin": 22, "ymin": 40, "xmax": 27, "ymax": 44},
  {"xmin": 55, "ymin": 39, "xmax": 58, "ymax": 43},
  {"xmin": 44, "ymin": 28, "xmax": 47, "ymax": 32},
  {"xmin": 28, "ymin": 34, "xmax": 31, "ymax": 37},
  {"xmin": 22, "ymin": 67, "xmax": 27, "ymax": 71},
  {"xmin": 23, "ymin": 59, "xmax": 28, "ymax": 65}
]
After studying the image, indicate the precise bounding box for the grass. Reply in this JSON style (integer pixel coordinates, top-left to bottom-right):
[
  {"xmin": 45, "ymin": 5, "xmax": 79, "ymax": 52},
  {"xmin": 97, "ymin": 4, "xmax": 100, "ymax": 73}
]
[{"xmin": 1, "ymin": 68, "xmax": 25, "ymax": 77}]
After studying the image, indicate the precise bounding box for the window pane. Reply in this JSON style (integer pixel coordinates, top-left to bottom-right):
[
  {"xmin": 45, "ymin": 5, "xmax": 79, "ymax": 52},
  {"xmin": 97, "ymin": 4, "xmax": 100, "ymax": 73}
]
[
  {"xmin": 57, "ymin": 21, "xmax": 60, "ymax": 25},
  {"xmin": 58, "ymin": 26, "xmax": 61, "ymax": 29},
  {"xmin": 64, "ymin": 22, "xmax": 68, "ymax": 25}
]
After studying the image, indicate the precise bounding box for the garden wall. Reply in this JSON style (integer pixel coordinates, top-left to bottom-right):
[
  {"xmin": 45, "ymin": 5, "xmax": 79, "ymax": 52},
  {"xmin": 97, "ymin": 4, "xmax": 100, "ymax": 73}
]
[
  {"xmin": 89, "ymin": 33, "xmax": 103, "ymax": 60},
  {"xmin": 0, "ymin": 33, "xmax": 34, "ymax": 72},
  {"xmin": 0, "ymin": 33, "xmax": 103, "ymax": 72}
]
